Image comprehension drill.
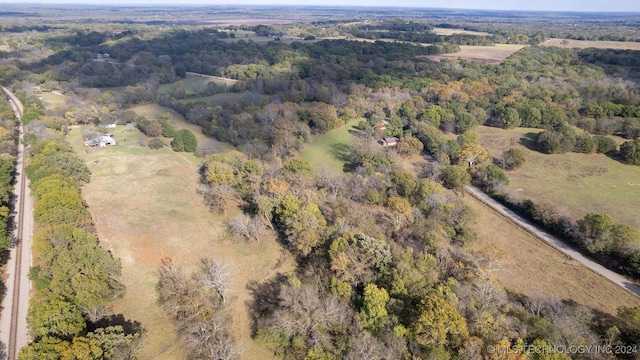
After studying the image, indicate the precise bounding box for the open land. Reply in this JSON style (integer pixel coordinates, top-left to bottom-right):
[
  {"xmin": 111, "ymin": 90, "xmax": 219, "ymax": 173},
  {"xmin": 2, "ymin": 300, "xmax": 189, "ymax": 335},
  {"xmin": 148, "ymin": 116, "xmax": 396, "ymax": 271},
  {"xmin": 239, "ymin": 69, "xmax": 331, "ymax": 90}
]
[
  {"xmin": 424, "ymin": 44, "xmax": 527, "ymax": 64},
  {"xmin": 300, "ymin": 119, "xmax": 359, "ymax": 172},
  {"xmin": 463, "ymin": 193, "xmax": 640, "ymax": 315},
  {"xmin": 542, "ymin": 38, "xmax": 640, "ymax": 50},
  {"xmin": 431, "ymin": 27, "xmax": 489, "ymax": 36},
  {"xmin": 476, "ymin": 125, "xmax": 640, "ymax": 229},
  {"xmin": 68, "ymin": 122, "xmax": 290, "ymax": 360}
]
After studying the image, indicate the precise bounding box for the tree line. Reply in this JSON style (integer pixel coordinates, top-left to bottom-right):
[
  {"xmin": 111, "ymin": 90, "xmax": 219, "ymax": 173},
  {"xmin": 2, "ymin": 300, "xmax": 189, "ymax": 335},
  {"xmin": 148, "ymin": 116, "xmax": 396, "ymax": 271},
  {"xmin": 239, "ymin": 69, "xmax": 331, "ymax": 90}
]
[{"xmin": 20, "ymin": 137, "xmax": 140, "ymax": 359}]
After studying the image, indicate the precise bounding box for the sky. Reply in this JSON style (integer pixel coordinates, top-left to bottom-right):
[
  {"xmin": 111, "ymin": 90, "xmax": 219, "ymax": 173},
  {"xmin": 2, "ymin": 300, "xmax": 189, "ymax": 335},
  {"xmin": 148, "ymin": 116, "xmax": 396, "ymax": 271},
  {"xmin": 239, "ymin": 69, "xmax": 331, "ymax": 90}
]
[{"xmin": 1, "ymin": 0, "xmax": 640, "ymax": 12}]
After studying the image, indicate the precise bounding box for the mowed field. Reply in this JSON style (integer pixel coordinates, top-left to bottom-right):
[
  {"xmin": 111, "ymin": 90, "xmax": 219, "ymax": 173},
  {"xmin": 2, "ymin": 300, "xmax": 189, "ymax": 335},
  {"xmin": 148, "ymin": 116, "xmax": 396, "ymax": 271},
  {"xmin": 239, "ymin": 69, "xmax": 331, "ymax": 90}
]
[
  {"xmin": 463, "ymin": 193, "xmax": 640, "ymax": 315},
  {"xmin": 431, "ymin": 27, "xmax": 489, "ymax": 36},
  {"xmin": 476, "ymin": 125, "xmax": 640, "ymax": 229},
  {"xmin": 68, "ymin": 119, "xmax": 290, "ymax": 359},
  {"xmin": 542, "ymin": 38, "xmax": 640, "ymax": 50},
  {"xmin": 300, "ymin": 119, "xmax": 360, "ymax": 172},
  {"xmin": 424, "ymin": 44, "xmax": 527, "ymax": 64},
  {"xmin": 39, "ymin": 91, "xmax": 66, "ymax": 110},
  {"xmin": 158, "ymin": 73, "xmax": 236, "ymax": 97}
]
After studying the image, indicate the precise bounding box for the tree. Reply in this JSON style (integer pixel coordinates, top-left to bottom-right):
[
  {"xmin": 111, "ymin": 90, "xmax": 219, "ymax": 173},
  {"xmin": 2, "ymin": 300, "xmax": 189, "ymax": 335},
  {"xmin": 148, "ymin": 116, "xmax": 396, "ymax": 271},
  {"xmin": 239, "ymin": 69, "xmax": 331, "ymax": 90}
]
[
  {"xmin": 171, "ymin": 129, "xmax": 198, "ymax": 152},
  {"xmin": 395, "ymin": 136, "xmax": 424, "ymax": 155},
  {"xmin": 27, "ymin": 296, "xmax": 86, "ymax": 339},
  {"xmin": 619, "ymin": 139, "xmax": 640, "ymax": 165},
  {"xmin": 199, "ymin": 258, "xmax": 233, "ymax": 303},
  {"xmin": 594, "ymin": 136, "xmax": 617, "ymax": 154},
  {"xmin": 226, "ymin": 214, "xmax": 262, "ymax": 242},
  {"xmin": 412, "ymin": 295, "xmax": 469, "ymax": 347},
  {"xmin": 359, "ymin": 284, "xmax": 389, "ymax": 332},
  {"xmin": 440, "ymin": 165, "xmax": 471, "ymax": 192},
  {"xmin": 497, "ymin": 148, "xmax": 526, "ymax": 170}
]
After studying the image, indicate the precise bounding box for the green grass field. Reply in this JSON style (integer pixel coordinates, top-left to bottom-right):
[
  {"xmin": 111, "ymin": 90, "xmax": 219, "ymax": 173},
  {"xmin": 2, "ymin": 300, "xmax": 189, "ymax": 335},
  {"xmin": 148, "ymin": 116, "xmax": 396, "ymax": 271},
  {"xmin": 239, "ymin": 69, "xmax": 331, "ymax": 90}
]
[
  {"xmin": 39, "ymin": 91, "xmax": 66, "ymax": 109},
  {"xmin": 158, "ymin": 73, "xmax": 235, "ymax": 96},
  {"xmin": 67, "ymin": 122, "xmax": 288, "ymax": 360},
  {"xmin": 300, "ymin": 119, "xmax": 360, "ymax": 172},
  {"xmin": 477, "ymin": 125, "xmax": 640, "ymax": 229}
]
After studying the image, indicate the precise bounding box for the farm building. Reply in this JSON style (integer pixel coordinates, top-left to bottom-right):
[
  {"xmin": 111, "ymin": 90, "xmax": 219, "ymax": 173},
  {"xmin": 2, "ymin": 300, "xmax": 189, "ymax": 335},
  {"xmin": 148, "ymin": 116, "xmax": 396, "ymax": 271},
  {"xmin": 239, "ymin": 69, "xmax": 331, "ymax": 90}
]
[
  {"xmin": 85, "ymin": 135, "xmax": 116, "ymax": 147},
  {"xmin": 378, "ymin": 137, "xmax": 399, "ymax": 147}
]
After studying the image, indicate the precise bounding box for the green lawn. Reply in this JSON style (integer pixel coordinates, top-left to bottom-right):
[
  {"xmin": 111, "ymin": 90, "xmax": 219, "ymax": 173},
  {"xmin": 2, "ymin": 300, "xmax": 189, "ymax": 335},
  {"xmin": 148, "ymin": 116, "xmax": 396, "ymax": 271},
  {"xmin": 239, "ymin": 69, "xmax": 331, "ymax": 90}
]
[
  {"xmin": 477, "ymin": 125, "xmax": 640, "ymax": 229},
  {"xmin": 300, "ymin": 119, "xmax": 360, "ymax": 173}
]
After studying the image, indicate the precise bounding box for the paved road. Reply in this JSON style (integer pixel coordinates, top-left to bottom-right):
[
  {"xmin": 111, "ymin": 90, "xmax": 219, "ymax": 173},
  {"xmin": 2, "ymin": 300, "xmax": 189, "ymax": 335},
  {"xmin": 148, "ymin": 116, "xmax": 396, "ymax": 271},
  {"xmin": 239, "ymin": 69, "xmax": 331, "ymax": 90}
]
[
  {"xmin": 466, "ymin": 185, "xmax": 640, "ymax": 298},
  {"xmin": 0, "ymin": 87, "xmax": 33, "ymax": 360}
]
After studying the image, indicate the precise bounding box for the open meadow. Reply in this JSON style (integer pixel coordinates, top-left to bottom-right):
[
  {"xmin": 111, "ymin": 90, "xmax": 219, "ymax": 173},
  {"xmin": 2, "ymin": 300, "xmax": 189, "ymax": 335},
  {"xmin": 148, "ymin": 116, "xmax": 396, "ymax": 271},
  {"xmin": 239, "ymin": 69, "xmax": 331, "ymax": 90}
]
[
  {"xmin": 68, "ymin": 121, "xmax": 290, "ymax": 360},
  {"xmin": 39, "ymin": 91, "xmax": 66, "ymax": 110},
  {"xmin": 424, "ymin": 44, "xmax": 527, "ymax": 64},
  {"xmin": 157, "ymin": 73, "xmax": 236, "ymax": 97},
  {"xmin": 463, "ymin": 193, "xmax": 640, "ymax": 315},
  {"xmin": 476, "ymin": 125, "xmax": 640, "ymax": 229},
  {"xmin": 542, "ymin": 38, "xmax": 640, "ymax": 50},
  {"xmin": 299, "ymin": 119, "xmax": 359, "ymax": 172},
  {"xmin": 431, "ymin": 27, "xmax": 489, "ymax": 36}
]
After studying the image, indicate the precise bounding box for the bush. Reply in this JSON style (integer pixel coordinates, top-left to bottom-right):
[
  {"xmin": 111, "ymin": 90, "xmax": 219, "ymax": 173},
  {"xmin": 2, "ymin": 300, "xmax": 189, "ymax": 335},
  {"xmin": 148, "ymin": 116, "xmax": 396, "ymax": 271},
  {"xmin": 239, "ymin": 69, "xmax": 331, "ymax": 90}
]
[
  {"xmin": 171, "ymin": 129, "xmax": 197, "ymax": 152},
  {"xmin": 594, "ymin": 136, "xmax": 617, "ymax": 154},
  {"xmin": 497, "ymin": 148, "xmax": 526, "ymax": 170},
  {"xmin": 148, "ymin": 138, "xmax": 164, "ymax": 149}
]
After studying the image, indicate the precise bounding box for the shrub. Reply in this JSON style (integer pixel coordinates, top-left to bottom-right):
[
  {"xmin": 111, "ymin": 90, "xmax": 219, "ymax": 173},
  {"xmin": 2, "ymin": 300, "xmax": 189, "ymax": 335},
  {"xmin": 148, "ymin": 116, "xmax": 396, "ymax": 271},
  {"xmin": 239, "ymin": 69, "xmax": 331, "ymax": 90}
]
[{"xmin": 148, "ymin": 138, "xmax": 164, "ymax": 150}]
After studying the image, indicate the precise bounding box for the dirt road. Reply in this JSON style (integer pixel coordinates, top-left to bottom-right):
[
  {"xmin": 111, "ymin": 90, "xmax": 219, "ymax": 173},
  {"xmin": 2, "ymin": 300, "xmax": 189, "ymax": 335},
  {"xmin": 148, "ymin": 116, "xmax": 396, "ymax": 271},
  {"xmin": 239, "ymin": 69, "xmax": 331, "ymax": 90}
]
[
  {"xmin": 0, "ymin": 87, "xmax": 34, "ymax": 360},
  {"xmin": 466, "ymin": 185, "xmax": 640, "ymax": 298}
]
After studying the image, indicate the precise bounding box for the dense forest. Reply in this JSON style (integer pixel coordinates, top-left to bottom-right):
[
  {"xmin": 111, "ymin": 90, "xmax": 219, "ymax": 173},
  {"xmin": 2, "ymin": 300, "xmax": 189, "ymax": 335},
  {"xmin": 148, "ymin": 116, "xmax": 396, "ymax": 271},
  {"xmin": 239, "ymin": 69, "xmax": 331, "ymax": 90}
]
[{"xmin": 1, "ymin": 5, "xmax": 640, "ymax": 360}]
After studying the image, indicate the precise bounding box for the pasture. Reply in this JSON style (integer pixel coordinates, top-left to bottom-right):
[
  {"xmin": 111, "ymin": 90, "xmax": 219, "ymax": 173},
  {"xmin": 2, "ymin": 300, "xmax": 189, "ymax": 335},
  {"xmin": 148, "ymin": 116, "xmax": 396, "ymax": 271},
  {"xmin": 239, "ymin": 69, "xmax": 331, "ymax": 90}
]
[
  {"xmin": 68, "ymin": 122, "xmax": 289, "ymax": 360},
  {"xmin": 158, "ymin": 73, "xmax": 236, "ymax": 97},
  {"xmin": 463, "ymin": 193, "xmax": 640, "ymax": 315},
  {"xmin": 300, "ymin": 119, "xmax": 360, "ymax": 172},
  {"xmin": 476, "ymin": 125, "xmax": 640, "ymax": 229},
  {"xmin": 424, "ymin": 44, "xmax": 527, "ymax": 64},
  {"xmin": 432, "ymin": 27, "xmax": 489, "ymax": 36},
  {"xmin": 542, "ymin": 38, "xmax": 640, "ymax": 50},
  {"xmin": 39, "ymin": 91, "xmax": 66, "ymax": 110}
]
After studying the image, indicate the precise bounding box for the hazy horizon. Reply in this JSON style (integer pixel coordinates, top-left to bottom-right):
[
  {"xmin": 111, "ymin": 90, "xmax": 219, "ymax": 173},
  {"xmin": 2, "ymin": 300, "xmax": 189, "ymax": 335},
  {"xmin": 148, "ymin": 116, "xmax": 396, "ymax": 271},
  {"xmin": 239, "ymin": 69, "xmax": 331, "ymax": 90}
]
[{"xmin": 1, "ymin": 0, "xmax": 639, "ymax": 13}]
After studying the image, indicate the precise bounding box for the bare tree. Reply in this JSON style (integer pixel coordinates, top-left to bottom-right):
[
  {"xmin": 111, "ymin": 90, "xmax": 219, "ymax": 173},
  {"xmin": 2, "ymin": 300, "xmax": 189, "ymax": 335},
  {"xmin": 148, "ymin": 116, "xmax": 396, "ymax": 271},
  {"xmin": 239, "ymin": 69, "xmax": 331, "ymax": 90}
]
[
  {"xmin": 185, "ymin": 313, "xmax": 240, "ymax": 360},
  {"xmin": 199, "ymin": 258, "xmax": 233, "ymax": 303},
  {"xmin": 198, "ymin": 184, "xmax": 237, "ymax": 215},
  {"xmin": 226, "ymin": 214, "xmax": 263, "ymax": 242}
]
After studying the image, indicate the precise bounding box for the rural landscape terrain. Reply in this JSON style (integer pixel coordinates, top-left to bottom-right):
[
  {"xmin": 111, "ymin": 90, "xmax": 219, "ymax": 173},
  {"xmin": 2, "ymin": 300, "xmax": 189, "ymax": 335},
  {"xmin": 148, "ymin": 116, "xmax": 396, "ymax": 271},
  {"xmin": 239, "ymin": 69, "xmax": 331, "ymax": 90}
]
[{"xmin": 0, "ymin": 3, "xmax": 640, "ymax": 360}]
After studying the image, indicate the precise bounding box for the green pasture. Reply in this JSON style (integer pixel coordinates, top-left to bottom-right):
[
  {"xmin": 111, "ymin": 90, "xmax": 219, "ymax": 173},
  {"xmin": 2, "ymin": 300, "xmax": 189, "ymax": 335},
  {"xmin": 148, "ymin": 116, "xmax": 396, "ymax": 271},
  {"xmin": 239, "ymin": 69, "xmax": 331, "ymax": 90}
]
[
  {"xmin": 477, "ymin": 125, "xmax": 640, "ymax": 228},
  {"xmin": 300, "ymin": 119, "xmax": 360, "ymax": 173}
]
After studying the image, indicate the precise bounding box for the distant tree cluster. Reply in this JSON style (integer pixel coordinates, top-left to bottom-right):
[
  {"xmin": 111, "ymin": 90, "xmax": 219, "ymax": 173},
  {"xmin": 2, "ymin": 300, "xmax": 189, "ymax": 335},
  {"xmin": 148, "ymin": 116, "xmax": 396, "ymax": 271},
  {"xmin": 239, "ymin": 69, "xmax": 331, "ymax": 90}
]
[{"xmin": 0, "ymin": 98, "xmax": 18, "ymax": 251}]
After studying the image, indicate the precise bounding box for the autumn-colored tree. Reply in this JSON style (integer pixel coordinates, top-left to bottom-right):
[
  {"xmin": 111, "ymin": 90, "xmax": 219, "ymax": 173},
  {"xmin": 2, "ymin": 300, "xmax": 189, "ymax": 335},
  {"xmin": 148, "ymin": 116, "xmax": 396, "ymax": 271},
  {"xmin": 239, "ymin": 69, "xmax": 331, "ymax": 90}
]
[{"xmin": 412, "ymin": 295, "xmax": 469, "ymax": 348}]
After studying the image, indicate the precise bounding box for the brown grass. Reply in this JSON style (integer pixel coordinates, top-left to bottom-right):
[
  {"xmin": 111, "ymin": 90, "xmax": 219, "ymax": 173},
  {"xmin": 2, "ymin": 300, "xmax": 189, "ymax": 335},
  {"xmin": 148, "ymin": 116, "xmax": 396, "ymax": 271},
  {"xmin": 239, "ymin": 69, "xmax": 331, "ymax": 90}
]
[
  {"xmin": 463, "ymin": 193, "xmax": 640, "ymax": 315},
  {"xmin": 68, "ymin": 123, "xmax": 291, "ymax": 360},
  {"xmin": 423, "ymin": 44, "xmax": 527, "ymax": 64},
  {"xmin": 432, "ymin": 27, "xmax": 489, "ymax": 36},
  {"xmin": 542, "ymin": 38, "xmax": 640, "ymax": 50}
]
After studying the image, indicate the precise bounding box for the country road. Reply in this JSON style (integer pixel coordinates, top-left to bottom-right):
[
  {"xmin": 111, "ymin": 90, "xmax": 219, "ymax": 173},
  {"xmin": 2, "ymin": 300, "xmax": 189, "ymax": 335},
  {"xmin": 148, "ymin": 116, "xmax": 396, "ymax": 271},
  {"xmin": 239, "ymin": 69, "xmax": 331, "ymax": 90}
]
[
  {"xmin": 465, "ymin": 185, "xmax": 640, "ymax": 298},
  {"xmin": 0, "ymin": 87, "xmax": 34, "ymax": 360}
]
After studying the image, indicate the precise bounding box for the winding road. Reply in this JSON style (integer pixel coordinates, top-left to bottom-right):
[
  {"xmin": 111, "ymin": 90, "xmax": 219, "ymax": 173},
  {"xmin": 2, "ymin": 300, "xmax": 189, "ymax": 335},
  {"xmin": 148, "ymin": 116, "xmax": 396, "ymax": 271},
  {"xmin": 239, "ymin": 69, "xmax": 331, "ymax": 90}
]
[
  {"xmin": 466, "ymin": 185, "xmax": 640, "ymax": 298},
  {"xmin": 0, "ymin": 87, "xmax": 34, "ymax": 360}
]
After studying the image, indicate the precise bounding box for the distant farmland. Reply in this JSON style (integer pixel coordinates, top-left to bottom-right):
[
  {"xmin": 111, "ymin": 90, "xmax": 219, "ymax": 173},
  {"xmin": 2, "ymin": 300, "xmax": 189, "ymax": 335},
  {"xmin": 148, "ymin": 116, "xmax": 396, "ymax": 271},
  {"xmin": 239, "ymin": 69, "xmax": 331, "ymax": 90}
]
[
  {"xmin": 423, "ymin": 44, "xmax": 527, "ymax": 64},
  {"xmin": 431, "ymin": 27, "xmax": 489, "ymax": 36},
  {"xmin": 542, "ymin": 38, "xmax": 640, "ymax": 50}
]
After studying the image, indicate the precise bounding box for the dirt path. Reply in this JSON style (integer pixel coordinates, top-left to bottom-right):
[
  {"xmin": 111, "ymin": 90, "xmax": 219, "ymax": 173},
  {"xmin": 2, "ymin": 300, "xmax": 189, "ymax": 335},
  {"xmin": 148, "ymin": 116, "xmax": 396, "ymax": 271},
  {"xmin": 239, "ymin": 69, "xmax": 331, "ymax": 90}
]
[
  {"xmin": 466, "ymin": 185, "xmax": 640, "ymax": 298},
  {"xmin": 0, "ymin": 87, "xmax": 34, "ymax": 359}
]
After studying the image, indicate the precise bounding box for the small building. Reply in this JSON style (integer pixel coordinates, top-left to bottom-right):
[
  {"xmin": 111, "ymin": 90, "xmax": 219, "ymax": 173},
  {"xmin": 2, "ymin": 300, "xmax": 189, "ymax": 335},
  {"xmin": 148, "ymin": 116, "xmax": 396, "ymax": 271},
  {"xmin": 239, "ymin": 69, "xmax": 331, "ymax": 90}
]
[
  {"xmin": 378, "ymin": 137, "xmax": 399, "ymax": 147},
  {"xmin": 85, "ymin": 135, "xmax": 116, "ymax": 147},
  {"xmin": 104, "ymin": 123, "xmax": 116, "ymax": 129}
]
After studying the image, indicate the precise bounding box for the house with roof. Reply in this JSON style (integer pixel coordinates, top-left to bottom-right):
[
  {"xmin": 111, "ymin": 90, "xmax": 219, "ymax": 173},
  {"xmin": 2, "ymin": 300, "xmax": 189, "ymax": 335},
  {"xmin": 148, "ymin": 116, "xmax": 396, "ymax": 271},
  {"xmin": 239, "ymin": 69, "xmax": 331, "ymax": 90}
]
[{"xmin": 378, "ymin": 137, "xmax": 399, "ymax": 147}]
